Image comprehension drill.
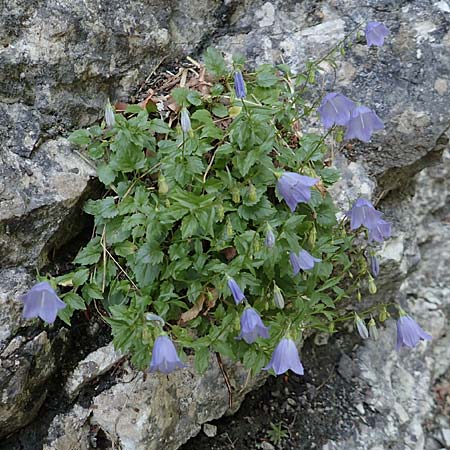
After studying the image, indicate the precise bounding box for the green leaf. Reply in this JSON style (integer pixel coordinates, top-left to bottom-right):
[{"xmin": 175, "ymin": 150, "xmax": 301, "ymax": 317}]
[
  {"xmin": 204, "ymin": 47, "xmax": 227, "ymax": 77},
  {"xmin": 212, "ymin": 103, "xmax": 228, "ymax": 118},
  {"xmin": 150, "ymin": 119, "xmax": 171, "ymax": 134},
  {"xmin": 84, "ymin": 197, "xmax": 118, "ymax": 219},
  {"xmin": 63, "ymin": 292, "xmax": 86, "ymax": 310},
  {"xmin": 187, "ymin": 90, "xmax": 202, "ymax": 106},
  {"xmin": 69, "ymin": 129, "xmax": 91, "ymax": 146},
  {"xmin": 194, "ymin": 347, "xmax": 211, "ymax": 374},
  {"xmin": 58, "ymin": 305, "xmax": 75, "ymax": 325},
  {"xmin": 74, "ymin": 238, "xmax": 102, "ymax": 265},
  {"xmin": 256, "ymin": 64, "xmax": 279, "ymax": 87},
  {"xmin": 171, "ymin": 87, "xmax": 189, "ymax": 106},
  {"xmin": 72, "ymin": 269, "xmax": 89, "ymax": 288},
  {"xmin": 97, "ymin": 164, "xmax": 117, "ymax": 186},
  {"xmin": 81, "ymin": 283, "xmax": 104, "ymax": 301},
  {"xmin": 181, "ymin": 215, "xmax": 199, "ymax": 239}
]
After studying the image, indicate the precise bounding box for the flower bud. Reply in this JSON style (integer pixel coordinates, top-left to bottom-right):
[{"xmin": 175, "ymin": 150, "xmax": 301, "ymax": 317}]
[
  {"xmin": 265, "ymin": 225, "xmax": 275, "ymax": 248},
  {"xmin": 356, "ymin": 290, "xmax": 361, "ymax": 302},
  {"xmin": 368, "ymin": 275, "xmax": 377, "ymax": 294},
  {"xmin": 367, "ymin": 253, "xmax": 380, "ymax": 278},
  {"xmin": 226, "ymin": 219, "xmax": 233, "ymax": 238},
  {"xmin": 234, "ymin": 71, "xmax": 246, "ymax": 99},
  {"xmin": 231, "ymin": 186, "xmax": 240, "ymax": 204},
  {"xmin": 158, "ymin": 174, "xmax": 169, "ymax": 195},
  {"xmin": 253, "ymin": 238, "xmax": 261, "ymax": 253},
  {"xmin": 368, "ymin": 318, "xmax": 379, "ymax": 340},
  {"xmin": 273, "ymin": 284, "xmax": 285, "ymax": 309},
  {"xmin": 308, "ymin": 225, "xmax": 317, "ymax": 247},
  {"xmin": 354, "ymin": 313, "xmax": 369, "ymax": 339},
  {"xmin": 180, "ymin": 107, "xmax": 191, "ymax": 133},
  {"xmin": 217, "ymin": 204, "xmax": 225, "ymax": 221},
  {"xmin": 379, "ymin": 307, "xmax": 389, "ymax": 322},
  {"xmin": 104, "ymin": 99, "xmax": 116, "ymax": 128},
  {"xmin": 248, "ymin": 183, "xmax": 257, "ymax": 202}
]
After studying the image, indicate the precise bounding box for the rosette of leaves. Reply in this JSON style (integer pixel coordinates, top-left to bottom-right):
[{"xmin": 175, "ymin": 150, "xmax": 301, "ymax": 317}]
[{"xmin": 63, "ymin": 49, "xmax": 363, "ymax": 373}]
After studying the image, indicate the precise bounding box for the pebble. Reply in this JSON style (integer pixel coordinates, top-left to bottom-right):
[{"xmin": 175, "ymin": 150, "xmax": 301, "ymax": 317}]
[
  {"xmin": 202, "ymin": 423, "xmax": 217, "ymax": 438},
  {"xmin": 261, "ymin": 442, "xmax": 276, "ymax": 450},
  {"xmin": 440, "ymin": 428, "xmax": 450, "ymax": 447}
]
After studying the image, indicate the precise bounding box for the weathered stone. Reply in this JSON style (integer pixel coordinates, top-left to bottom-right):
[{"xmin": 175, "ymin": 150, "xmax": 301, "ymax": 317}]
[
  {"xmin": 43, "ymin": 405, "xmax": 91, "ymax": 450},
  {"xmin": 0, "ymin": 331, "xmax": 61, "ymax": 437},
  {"xmin": 90, "ymin": 357, "xmax": 266, "ymax": 450},
  {"xmin": 65, "ymin": 342, "xmax": 123, "ymax": 399},
  {"xmin": 0, "ymin": 138, "xmax": 96, "ymax": 268}
]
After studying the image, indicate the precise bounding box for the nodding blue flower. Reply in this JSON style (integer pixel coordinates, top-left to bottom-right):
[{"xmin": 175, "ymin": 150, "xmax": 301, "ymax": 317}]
[
  {"xmin": 368, "ymin": 219, "xmax": 391, "ymax": 243},
  {"xmin": 149, "ymin": 335, "xmax": 186, "ymax": 374},
  {"xmin": 227, "ymin": 277, "xmax": 245, "ymax": 304},
  {"xmin": 290, "ymin": 250, "xmax": 321, "ymax": 275},
  {"xmin": 20, "ymin": 281, "xmax": 66, "ymax": 324},
  {"xmin": 263, "ymin": 338, "xmax": 304, "ymax": 375},
  {"xmin": 365, "ymin": 22, "xmax": 389, "ymax": 47},
  {"xmin": 180, "ymin": 107, "xmax": 191, "ymax": 133},
  {"xmin": 238, "ymin": 307, "xmax": 270, "ymax": 344},
  {"xmin": 367, "ymin": 253, "xmax": 380, "ymax": 277},
  {"xmin": 355, "ymin": 314, "xmax": 369, "ymax": 339},
  {"xmin": 277, "ymin": 172, "xmax": 319, "ymax": 212},
  {"xmin": 396, "ymin": 315, "xmax": 432, "ymax": 351},
  {"xmin": 344, "ymin": 106, "xmax": 384, "ymax": 143},
  {"xmin": 346, "ymin": 198, "xmax": 383, "ymax": 231},
  {"xmin": 317, "ymin": 93, "xmax": 355, "ymax": 129},
  {"xmin": 104, "ymin": 100, "xmax": 116, "ymax": 128},
  {"xmin": 234, "ymin": 71, "xmax": 247, "ymax": 99},
  {"xmin": 265, "ymin": 226, "xmax": 276, "ymax": 248}
]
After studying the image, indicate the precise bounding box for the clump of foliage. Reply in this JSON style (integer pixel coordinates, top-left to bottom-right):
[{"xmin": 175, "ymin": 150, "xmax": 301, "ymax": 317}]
[{"xmin": 20, "ymin": 23, "xmax": 430, "ymax": 376}]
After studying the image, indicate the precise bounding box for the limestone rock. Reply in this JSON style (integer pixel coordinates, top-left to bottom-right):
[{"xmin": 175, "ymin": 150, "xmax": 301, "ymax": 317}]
[
  {"xmin": 90, "ymin": 357, "xmax": 266, "ymax": 450},
  {"xmin": 0, "ymin": 138, "xmax": 96, "ymax": 268}
]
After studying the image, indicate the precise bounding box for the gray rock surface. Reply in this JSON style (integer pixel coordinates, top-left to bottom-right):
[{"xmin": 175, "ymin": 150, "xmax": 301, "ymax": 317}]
[
  {"xmin": 321, "ymin": 148, "xmax": 450, "ymax": 450},
  {"xmin": 213, "ymin": 0, "xmax": 450, "ymax": 192}
]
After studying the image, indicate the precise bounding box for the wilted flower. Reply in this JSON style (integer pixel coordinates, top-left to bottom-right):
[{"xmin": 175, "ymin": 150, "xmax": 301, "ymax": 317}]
[
  {"xmin": 265, "ymin": 226, "xmax": 276, "ymax": 248},
  {"xmin": 368, "ymin": 253, "xmax": 380, "ymax": 277},
  {"xmin": 344, "ymin": 106, "xmax": 384, "ymax": 143},
  {"xmin": 290, "ymin": 250, "xmax": 321, "ymax": 275},
  {"xmin": 277, "ymin": 172, "xmax": 319, "ymax": 212},
  {"xmin": 396, "ymin": 314, "xmax": 432, "ymax": 350},
  {"xmin": 368, "ymin": 219, "xmax": 391, "ymax": 243},
  {"xmin": 365, "ymin": 22, "xmax": 389, "ymax": 47},
  {"xmin": 149, "ymin": 335, "xmax": 186, "ymax": 374},
  {"xmin": 346, "ymin": 198, "xmax": 383, "ymax": 231},
  {"xmin": 238, "ymin": 307, "xmax": 270, "ymax": 344},
  {"xmin": 263, "ymin": 338, "xmax": 304, "ymax": 375},
  {"xmin": 180, "ymin": 107, "xmax": 191, "ymax": 133},
  {"xmin": 355, "ymin": 313, "xmax": 369, "ymax": 339},
  {"xmin": 317, "ymin": 92, "xmax": 355, "ymax": 129},
  {"xmin": 273, "ymin": 284, "xmax": 285, "ymax": 309},
  {"xmin": 104, "ymin": 99, "xmax": 116, "ymax": 128},
  {"xmin": 234, "ymin": 70, "xmax": 247, "ymax": 99},
  {"xmin": 368, "ymin": 318, "xmax": 379, "ymax": 340},
  {"xmin": 20, "ymin": 281, "xmax": 66, "ymax": 324},
  {"xmin": 227, "ymin": 277, "xmax": 245, "ymax": 304}
]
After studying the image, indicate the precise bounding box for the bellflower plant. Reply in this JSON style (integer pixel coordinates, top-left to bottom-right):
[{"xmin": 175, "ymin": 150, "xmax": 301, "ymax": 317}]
[
  {"xmin": 317, "ymin": 92, "xmax": 355, "ymax": 129},
  {"xmin": 344, "ymin": 106, "xmax": 384, "ymax": 143},
  {"xmin": 227, "ymin": 277, "xmax": 246, "ymax": 304},
  {"xmin": 355, "ymin": 313, "xmax": 369, "ymax": 339},
  {"xmin": 60, "ymin": 24, "xmax": 416, "ymax": 381},
  {"xmin": 365, "ymin": 22, "xmax": 389, "ymax": 47},
  {"xmin": 290, "ymin": 250, "xmax": 321, "ymax": 275},
  {"xmin": 264, "ymin": 338, "xmax": 304, "ymax": 376},
  {"xmin": 396, "ymin": 314, "xmax": 432, "ymax": 350},
  {"xmin": 149, "ymin": 335, "xmax": 186, "ymax": 374},
  {"xmin": 234, "ymin": 70, "xmax": 246, "ymax": 98},
  {"xmin": 20, "ymin": 281, "xmax": 66, "ymax": 324},
  {"xmin": 276, "ymin": 172, "xmax": 319, "ymax": 212},
  {"xmin": 238, "ymin": 307, "xmax": 270, "ymax": 344}
]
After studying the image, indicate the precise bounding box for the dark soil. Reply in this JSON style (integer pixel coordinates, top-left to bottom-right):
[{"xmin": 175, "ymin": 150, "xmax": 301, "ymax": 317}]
[{"xmin": 181, "ymin": 334, "xmax": 377, "ymax": 450}]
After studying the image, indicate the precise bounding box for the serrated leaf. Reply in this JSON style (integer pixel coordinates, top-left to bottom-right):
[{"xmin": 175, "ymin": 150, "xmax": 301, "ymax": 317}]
[
  {"xmin": 74, "ymin": 238, "xmax": 102, "ymax": 265},
  {"xmin": 204, "ymin": 47, "xmax": 227, "ymax": 77},
  {"xmin": 97, "ymin": 164, "xmax": 117, "ymax": 186},
  {"xmin": 194, "ymin": 347, "xmax": 211, "ymax": 374},
  {"xmin": 63, "ymin": 292, "xmax": 86, "ymax": 310},
  {"xmin": 84, "ymin": 197, "xmax": 118, "ymax": 219},
  {"xmin": 69, "ymin": 129, "xmax": 91, "ymax": 146}
]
